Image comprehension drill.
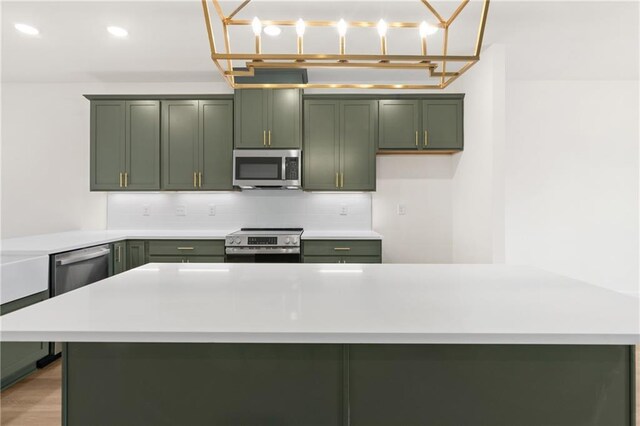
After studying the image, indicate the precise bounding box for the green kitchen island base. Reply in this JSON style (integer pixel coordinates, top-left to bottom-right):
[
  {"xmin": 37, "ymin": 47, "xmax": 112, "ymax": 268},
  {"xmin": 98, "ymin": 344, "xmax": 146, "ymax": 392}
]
[{"xmin": 63, "ymin": 343, "xmax": 635, "ymax": 426}]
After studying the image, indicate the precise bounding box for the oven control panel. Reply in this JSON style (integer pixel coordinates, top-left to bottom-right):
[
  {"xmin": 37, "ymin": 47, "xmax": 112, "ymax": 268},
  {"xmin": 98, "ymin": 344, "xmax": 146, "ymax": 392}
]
[{"xmin": 248, "ymin": 237, "xmax": 277, "ymax": 245}]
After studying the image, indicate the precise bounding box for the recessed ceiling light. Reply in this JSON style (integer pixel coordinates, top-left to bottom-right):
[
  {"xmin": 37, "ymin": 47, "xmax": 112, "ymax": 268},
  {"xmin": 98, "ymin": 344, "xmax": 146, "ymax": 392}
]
[
  {"xmin": 264, "ymin": 25, "xmax": 281, "ymax": 36},
  {"xmin": 14, "ymin": 23, "xmax": 39, "ymax": 36},
  {"xmin": 107, "ymin": 26, "xmax": 128, "ymax": 38}
]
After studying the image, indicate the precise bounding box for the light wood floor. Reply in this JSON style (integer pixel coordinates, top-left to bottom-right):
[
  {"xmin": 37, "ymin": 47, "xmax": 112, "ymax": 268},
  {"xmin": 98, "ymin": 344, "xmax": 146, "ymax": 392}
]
[{"xmin": 1, "ymin": 350, "xmax": 639, "ymax": 426}]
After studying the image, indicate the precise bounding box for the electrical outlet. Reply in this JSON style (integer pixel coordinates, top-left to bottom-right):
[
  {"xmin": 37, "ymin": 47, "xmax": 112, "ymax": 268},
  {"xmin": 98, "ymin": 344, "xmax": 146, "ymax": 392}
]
[
  {"xmin": 397, "ymin": 204, "xmax": 407, "ymax": 216},
  {"xmin": 176, "ymin": 205, "xmax": 187, "ymax": 216},
  {"xmin": 208, "ymin": 204, "xmax": 216, "ymax": 216},
  {"xmin": 339, "ymin": 205, "xmax": 348, "ymax": 216},
  {"xmin": 142, "ymin": 205, "xmax": 150, "ymax": 216}
]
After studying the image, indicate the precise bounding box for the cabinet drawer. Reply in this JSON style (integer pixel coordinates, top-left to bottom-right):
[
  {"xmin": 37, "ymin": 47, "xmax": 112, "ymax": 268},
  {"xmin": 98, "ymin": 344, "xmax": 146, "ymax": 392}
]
[
  {"xmin": 147, "ymin": 240, "xmax": 224, "ymax": 257},
  {"xmin": 303, "ymin": 240, "xmax": 381, "ymax": 257},
  {"xmin": 148, "ymin": 255, "xmax": 225, "ymax": 263},
  {"xmin": 303, "ymin": 255, "xmax": 381, "ymax": 264}
]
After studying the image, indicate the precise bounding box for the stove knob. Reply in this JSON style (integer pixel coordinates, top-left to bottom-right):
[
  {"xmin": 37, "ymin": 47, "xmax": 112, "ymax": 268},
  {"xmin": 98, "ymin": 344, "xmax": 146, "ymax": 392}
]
[
  {"xmin": 226, "ymin": 237, "xmax": 234, "ymax": 245},
  {"xmin": 234, "ymin": 237, "xmax": 241, "ymax": 244},
  {"xmin": 292, "ymin": 237, "xmax": 299, "ymax": 244},
  {"xmin": 285, "ymin": 237, "xmax": 291, "ymax": 245}
]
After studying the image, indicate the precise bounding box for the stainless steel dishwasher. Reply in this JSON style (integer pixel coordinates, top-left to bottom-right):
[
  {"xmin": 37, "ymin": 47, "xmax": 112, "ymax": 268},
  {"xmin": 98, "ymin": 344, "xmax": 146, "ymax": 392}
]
[{"xmin": 50, "ymin": 244, "xmax": 110, "ymax": 355}]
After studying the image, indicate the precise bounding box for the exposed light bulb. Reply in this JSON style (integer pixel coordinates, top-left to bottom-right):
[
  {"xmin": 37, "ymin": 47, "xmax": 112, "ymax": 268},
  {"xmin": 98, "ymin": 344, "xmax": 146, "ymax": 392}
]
[
  {"xmin": 251, "ymin": 17, "xmax": 262, "ymax": 36},
  {"xmin": 14, "ymin": 23, "xmax": 39, "ymax": 36},
  {"xmin": 377, "ymin": 19, "xmax": 388, "ymax": 37},
  {"xmin": 419, "ymin": 21, "xmax": 438, "ymax": 38},
  {"xmin": 337, "ymin": 19, "xmax": 348, "ymax": 37},
  {"xmin": 295, "ymin": 18, "xmax": 306, "ymax": 37}
]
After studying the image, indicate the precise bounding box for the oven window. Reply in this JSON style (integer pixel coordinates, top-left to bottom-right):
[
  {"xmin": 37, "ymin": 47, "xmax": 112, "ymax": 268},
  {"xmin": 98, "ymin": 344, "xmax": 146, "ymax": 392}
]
[{"xmin": 236, "ymin": 157, "xmax": 282, "ymax": 180}]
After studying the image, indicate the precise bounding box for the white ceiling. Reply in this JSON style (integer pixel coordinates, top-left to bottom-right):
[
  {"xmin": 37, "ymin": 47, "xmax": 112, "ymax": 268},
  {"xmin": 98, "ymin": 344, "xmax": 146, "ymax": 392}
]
[{"xmin": 1, "ymin": 1, "xmax": 638, "ymax": 84}]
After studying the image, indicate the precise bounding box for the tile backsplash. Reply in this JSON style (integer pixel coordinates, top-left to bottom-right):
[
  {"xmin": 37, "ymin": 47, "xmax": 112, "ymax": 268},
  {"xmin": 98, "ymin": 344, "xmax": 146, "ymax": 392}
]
[{"xmin": 107, "ymin": 192, "xmax": 372, "ymax": 231}]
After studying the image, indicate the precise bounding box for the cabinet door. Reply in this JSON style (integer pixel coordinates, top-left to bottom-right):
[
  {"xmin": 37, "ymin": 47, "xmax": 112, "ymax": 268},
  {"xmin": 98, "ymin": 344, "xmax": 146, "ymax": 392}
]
[
  {"xmin": 234, "ymin": 90, "xmax": 268, "ymax": 148},
  {"xmin": 125, "ymin": 101, "xmax": 160, "ymax": 190},
  {"xmin": 162, "ymin": 101, "xmax": 199, "ymax": 190},
  {"xmin": 90, "ymin": 101, "xmax": 125, "ymax": 190},
  {"xmin": 200, "ymin": 100, "xmax": 233, "ymax": 190},
  {"xmin": 378, "ymin": 100, "xmax": 420, "ymax": 150},
  {"xmin": 303, "ymin": 100, "xmax": 341, "ymax": 191},
  {"xmin": 268, "ymin": 89, "xmax": 302, "ymax": 148},
  {"xmin": 342, "ymin": 256, "xmax": 382, "ymax": 264},
  {"xmin": 421, "ymin": 99, "xmax": 463, "ymax": 150},
  {"xmin": 111, "ymin": 241, "xmax": 127, "ymax": 275},
  {"xmin": 1, "ymin": 291, "xmax": 48, "ymax": 390},
  {"xmin": 340, "ymin": 101, "xmax": 377, "ymax": 191},
  {"xmin": 126, "ymin": 241, "xmax": 147, "ymax": 270}
]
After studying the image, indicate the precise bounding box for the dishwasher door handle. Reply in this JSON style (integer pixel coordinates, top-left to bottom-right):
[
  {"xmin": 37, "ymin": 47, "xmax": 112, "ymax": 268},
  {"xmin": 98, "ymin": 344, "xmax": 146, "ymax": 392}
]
[{"xmin": 56, "ymin": 247, "xmax": 111, "ymax": 266}]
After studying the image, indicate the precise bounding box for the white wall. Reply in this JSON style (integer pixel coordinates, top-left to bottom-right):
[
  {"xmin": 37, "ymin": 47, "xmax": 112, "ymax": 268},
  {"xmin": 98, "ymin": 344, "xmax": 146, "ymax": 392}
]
[
  {"xmin": 107, "ymin": 192, "xmax": 372, "ymax": 231},
  {"xmin": 505, "ymin": 80, "xmax": 639, "ymax": 295},
  {"xmin": 0, "ymin": 81, "xmax": 231, "ymax": 239},
  {"xmin": 450, "ymin": 45, "xmax": 506, "ymax": 264},
  {"xmin": 372, "ymin": 156, "xmax": 453, "ymax": 263}
]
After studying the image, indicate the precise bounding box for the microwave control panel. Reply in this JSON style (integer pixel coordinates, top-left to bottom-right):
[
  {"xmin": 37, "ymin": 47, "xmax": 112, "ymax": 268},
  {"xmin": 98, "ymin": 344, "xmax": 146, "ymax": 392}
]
[{"xmin": 285, "ymin": 157, "xmax": 299, "ymax": 181}]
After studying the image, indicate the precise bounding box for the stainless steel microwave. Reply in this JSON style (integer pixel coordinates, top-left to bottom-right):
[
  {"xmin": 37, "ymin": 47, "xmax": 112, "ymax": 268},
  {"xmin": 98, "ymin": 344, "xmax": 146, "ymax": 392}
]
[{"xmin": 232, "ymin": 149, "xmax": 301, "ymax": 190}]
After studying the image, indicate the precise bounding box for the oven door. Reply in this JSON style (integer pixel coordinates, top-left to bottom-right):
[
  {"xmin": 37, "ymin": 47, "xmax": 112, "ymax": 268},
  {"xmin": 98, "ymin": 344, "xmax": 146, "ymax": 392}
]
[{"xmin": 225, "ymin": 247, "xmax": 301, "ymax": 263}]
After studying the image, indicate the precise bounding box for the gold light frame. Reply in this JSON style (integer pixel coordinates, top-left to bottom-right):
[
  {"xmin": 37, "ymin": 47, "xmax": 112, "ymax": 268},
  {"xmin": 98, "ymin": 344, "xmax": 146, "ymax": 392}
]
[{"xmin": 201, "ymin": 0, "xmax": 490, "ymax": 89}]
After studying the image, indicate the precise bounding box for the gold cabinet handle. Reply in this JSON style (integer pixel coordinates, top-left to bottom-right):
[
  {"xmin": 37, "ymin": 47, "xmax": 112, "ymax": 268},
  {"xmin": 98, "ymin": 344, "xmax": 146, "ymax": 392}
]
[
  {"xmin": 119, "ymin": 172, "xmax": 123, "ymax": 188},
  {"xmin": 177, "ymin": 247, "xmax": 194, "ymax": 250},
  {"xmin": 334, "ymin": 247, "xmax": 351, "ymax": 251},
  {"xmin": 198, "ymin": 172, "xmax": 202, "ymax": 188},
  {"xmin": 424, "ymin": 130, "xmax": 428, "ymax": 147},
  {"xmin": 415, "ymin": 131, "xmax": 418, "ymax": 147},
  {"xmin": 263, "ymin": 130, "xmax": 266, "ymax": 146},
  {"xmin": 124, "ymin": 172, "xmax": 128, "ymax": 188},
  {"xmin": 335, "ymin": 172, "xmax": 339, "ymax": 188},
  {"xmin": 193, "ymin": 172, "xmax": 197, "ymax": 188},
  {"xmin": 268, "ymin": 130, "xmax": 272, "ymax": 147},
  {"xmin": 340, "ymin": 173, "xmax": 344, "ymax": 188}
]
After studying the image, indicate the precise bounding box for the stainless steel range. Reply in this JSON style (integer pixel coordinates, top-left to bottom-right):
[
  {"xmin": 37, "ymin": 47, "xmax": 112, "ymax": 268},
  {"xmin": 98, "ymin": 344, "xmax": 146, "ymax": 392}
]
[{"xmin": 225, "ymin": 228, "xmax": 303, "ymax": 263}]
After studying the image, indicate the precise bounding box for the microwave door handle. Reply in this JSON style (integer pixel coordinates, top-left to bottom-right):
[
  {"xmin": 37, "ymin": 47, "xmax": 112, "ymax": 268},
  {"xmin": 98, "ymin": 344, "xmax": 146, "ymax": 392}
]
[{"xmin": 282, "ymin": 156, "xmax": 286, "ymax": 181}]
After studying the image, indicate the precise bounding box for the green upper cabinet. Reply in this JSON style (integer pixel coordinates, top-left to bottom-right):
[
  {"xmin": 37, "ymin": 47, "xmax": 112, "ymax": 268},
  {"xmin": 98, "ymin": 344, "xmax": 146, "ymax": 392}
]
[
  {"xmin": 90, "ymin": 100, "xmax": 160, "ymax": 191},
  {"xmin": 303, "ymin": 99, "xmax": 377, "ymax": 191},
  {"xmin": 421, "ymin": 99, "xmax": 463, "ymax": 150},
  {"xmin": 378, "ymin": 96, "xmax": 464, "ymax": 152},
  {"xmin": 162, "ymin": 100, "xmax": 233, "ymax": 191},
  {"xmin": 234, "ymin": 89, "xmax": 301, "ymax": 149},
  {"xmin": 340, "ymin": 101, "xmax": 377, "ymax": 191},
  {"xmin": 378, "ymin": 100, "xmax": 421, "ymax": 150},
  {"xmin": 303, "ymin": 100, "xmax": 340, "ymax": 191}
]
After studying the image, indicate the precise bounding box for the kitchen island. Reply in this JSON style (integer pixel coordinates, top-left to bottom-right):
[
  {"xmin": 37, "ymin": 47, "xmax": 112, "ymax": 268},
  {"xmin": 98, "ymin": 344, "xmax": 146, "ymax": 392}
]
[{"xmin": 1, "ymin": 263, "xmax": 638, "ymax": 425}]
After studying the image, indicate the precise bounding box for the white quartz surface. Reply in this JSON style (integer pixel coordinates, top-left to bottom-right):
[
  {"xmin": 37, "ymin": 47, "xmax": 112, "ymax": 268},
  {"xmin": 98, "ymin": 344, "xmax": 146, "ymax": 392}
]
[
  {"xmin": 1, "ymin": 264, "xmax": 637, "ymax": 345},
  {"xmin": 301, "ymin": 230, "xmax": 382, "ymax": 240},
  {"xmin": 1, "ymin": 229, "xmax": 381, "ymax": 256}
]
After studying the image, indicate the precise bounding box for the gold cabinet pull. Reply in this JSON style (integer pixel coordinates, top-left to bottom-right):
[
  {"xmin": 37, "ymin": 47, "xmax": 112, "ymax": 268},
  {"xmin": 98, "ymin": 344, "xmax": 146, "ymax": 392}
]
[
  {"xmin": 424, "ymin": 130, "xmax": 428, "ymax": 147},
  {"xmin": 119, "ymin": 172, "xmax": 123, "ymax": 188},
  {"xmin": 415, "ymin": 131, "xmax": 418, "ymax": 147},
  {"xmin": 177, "ymin": 247, "xmax": 194, "ymax": 250},
  {"xmin": 124, "ymin": 172, "xmax": 128, "ymax": 188},
  {"xmin": 263, "ymin": 130, "xmax": 266, "ymax": 146},
  {"xmin": 193, "ymin": 172, "xmax": 197, "ymax": 188},
  {"xmin": 340, "ymin": 173, "xmax": 344, "ymax": 188},
  {"xmin": 198, "ymin": 172, "xmax": 202, "ymax": 188},
  {"xmin": 335, "ymin": 172, "xmax": 339, "ymax": 188},
  {"xmin": 268, "ymin": 130, "xmax": 272, "ymax": 147},
  {"xmin": 334, "ymin": 247, "xmax": 351, "ymax": 251}
]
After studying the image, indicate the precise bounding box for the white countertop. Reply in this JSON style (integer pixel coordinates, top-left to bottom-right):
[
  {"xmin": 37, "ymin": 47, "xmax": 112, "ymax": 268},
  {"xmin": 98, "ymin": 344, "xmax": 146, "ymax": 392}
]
[
  {"xmin": 301, "ymin": 230, "xmax": 382, "ymax": 240},
  {"xmin": 1, "ymin": 264, "xmax": 637, "ymax": 345},
  {"xmin": 0, "ymin": 254, "xmax": 49, "ymax": 304},
  {"xmin": 1, "ymin": 229, "xmax": 381, "ymax": 256}
]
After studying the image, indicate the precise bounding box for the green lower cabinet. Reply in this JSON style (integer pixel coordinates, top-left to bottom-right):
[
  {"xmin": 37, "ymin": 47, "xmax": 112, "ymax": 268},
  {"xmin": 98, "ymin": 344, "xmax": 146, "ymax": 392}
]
[
  {"xmin": 1, "ymin": 291, "xmax": 49, "ymax": 390},
  {"xmin": 303, "ymin": 240, "xmax": 382, "ymax": 263},
  {"xmin": 111, "ymin": 241, "xmax": 127, "ymax": 275},
  {"xmin": 126, "ymin": 240, "xmax": 147, "ymax": 270},
  {"xmin": 148, "ymin": 255, "xmax": 225, "ymax": 263}
]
